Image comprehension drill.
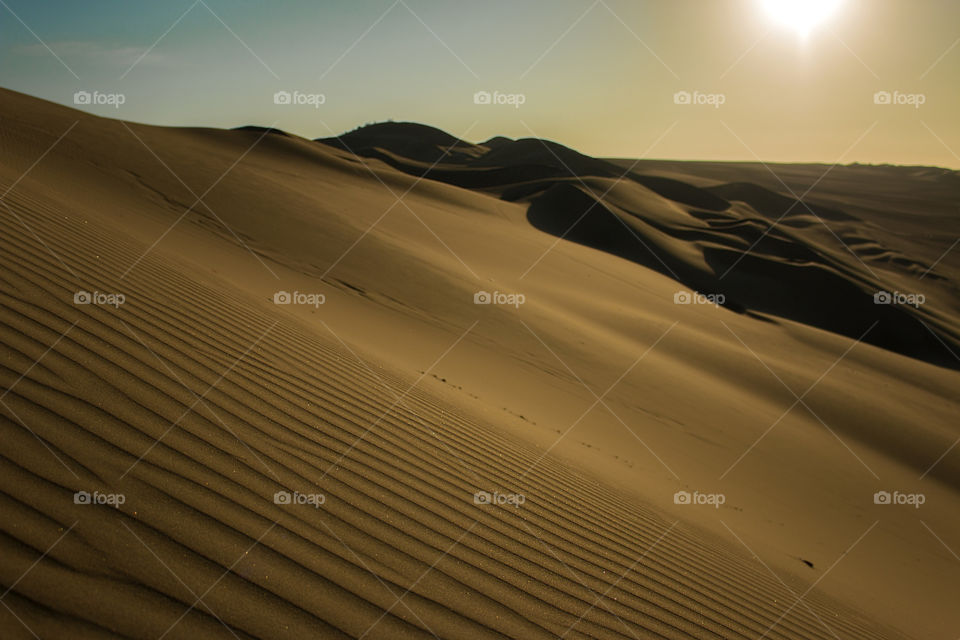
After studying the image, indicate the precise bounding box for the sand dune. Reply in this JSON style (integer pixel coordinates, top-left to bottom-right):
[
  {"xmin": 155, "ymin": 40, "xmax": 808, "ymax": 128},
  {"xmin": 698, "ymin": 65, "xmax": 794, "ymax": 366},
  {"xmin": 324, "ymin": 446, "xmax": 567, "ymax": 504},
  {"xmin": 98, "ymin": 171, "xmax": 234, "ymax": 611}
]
[
  {"xmin": 2, "ymin": 90, "xmax": 958, "ymax": 638},
  {"xmin": 320, "ymin": 123, "xmax": 960, "ymax": 368}
]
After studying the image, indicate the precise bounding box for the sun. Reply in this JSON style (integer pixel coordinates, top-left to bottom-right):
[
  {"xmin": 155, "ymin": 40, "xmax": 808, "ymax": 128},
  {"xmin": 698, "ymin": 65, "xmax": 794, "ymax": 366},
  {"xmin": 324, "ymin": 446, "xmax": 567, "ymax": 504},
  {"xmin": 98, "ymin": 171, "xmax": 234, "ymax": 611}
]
[{"xmin": 762, "ymin": 0, "xmax": 841, "ymax": 36}]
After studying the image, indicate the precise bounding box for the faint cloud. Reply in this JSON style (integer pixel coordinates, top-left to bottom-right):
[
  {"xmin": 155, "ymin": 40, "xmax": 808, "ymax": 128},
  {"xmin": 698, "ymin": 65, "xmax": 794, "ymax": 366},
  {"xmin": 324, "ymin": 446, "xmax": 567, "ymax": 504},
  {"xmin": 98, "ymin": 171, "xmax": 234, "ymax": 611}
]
[{"xmin": 13, "ymin": 41, "xmax": 173, "ymax": 67}]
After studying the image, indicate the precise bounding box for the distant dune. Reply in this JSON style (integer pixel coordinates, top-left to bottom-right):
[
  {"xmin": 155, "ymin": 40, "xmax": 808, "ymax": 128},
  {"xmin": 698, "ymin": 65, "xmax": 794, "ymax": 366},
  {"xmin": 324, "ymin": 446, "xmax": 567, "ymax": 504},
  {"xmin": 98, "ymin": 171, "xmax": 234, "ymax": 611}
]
[
  {"xmin": 1, "ymin": 90, "xmax": 958, "ymax": 639},
  {"xmin": 320, "ymin": 123, "xmax": 960, "ymax": 369}
]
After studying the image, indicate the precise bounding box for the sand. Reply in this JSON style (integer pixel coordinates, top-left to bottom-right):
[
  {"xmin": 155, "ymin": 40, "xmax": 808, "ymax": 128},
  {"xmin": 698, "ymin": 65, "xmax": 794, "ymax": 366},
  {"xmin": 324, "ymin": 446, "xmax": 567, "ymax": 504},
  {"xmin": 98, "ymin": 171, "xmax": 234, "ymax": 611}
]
[{"xmin": 1, "ymin": 89, "xmax": 957, "ymax": 639}]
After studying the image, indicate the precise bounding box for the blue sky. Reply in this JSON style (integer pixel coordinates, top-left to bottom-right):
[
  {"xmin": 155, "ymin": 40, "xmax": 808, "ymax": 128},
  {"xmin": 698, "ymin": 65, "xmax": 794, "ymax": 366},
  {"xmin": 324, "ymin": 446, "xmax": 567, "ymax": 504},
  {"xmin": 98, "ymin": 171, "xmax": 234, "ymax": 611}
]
[{"xmin": 2, "ymin": 0, "xmax": 958, "ymax": 166}]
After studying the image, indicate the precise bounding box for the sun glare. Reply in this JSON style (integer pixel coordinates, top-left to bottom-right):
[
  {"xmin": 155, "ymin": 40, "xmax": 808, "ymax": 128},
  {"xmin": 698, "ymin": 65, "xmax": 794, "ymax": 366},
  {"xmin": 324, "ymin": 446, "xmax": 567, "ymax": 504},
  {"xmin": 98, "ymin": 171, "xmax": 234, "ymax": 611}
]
[{"xmin": 762, "ymin": 0, "xmax": 841, "ymax": 36}]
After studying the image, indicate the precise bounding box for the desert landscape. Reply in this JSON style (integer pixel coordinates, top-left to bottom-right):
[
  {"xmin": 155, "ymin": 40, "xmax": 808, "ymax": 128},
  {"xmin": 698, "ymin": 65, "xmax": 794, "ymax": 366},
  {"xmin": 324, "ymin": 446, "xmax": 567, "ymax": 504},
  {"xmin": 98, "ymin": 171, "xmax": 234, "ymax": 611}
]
[{"xmin": 1, "ymin": 1, "xmax": 958, "ymax": 638}]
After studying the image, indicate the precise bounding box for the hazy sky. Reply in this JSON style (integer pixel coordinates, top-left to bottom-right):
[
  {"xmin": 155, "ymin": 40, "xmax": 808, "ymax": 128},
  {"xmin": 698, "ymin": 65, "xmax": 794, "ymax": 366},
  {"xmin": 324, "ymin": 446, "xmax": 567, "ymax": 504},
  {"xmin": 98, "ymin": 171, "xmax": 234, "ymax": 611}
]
[{"xmin": 2, "ymin": 0, "xmax": 958, "ymax": 166}]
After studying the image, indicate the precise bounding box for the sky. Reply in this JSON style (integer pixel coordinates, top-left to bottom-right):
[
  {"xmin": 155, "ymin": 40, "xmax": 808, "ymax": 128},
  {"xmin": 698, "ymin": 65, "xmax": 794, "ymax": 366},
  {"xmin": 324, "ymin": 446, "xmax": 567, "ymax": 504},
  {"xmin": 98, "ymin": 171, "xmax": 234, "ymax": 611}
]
[{"xmin": 1, "ymin": 0, "xmax": 958, "ymax": 167}]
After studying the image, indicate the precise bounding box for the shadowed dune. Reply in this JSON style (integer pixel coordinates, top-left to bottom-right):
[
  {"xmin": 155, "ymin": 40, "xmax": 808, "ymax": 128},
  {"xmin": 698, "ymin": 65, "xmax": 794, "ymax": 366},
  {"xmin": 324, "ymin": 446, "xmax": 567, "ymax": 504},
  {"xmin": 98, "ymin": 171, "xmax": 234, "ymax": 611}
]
[{"xmin": 318, "ymin": 123, "xmax": 960, "ymax": 369}]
